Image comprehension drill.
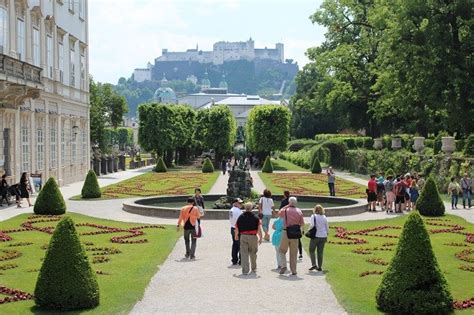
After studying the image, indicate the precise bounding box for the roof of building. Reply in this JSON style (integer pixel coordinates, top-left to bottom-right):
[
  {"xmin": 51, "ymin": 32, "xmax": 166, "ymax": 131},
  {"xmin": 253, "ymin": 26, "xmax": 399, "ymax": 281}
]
[{"xmin": 214, "ymin": 96, "xmax": 281, "ymax": 106}]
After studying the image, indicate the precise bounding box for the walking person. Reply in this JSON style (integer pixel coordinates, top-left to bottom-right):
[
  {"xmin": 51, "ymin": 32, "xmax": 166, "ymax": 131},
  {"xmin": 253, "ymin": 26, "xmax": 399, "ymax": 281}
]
[
  {"xmin": 404, "ymin": 174, "xmax": 413, "ymax": 211},
  {"xmin": 384, "ymin": 175, "xmax": 395, "ymax": 213},
  {"xmin": 0, "ymin": 174, "xmax": 10, "ymax": 206},
  {"xmin": 394, "ymin": 176, "xmax": 406, "ymax": 213},
  {"xmin": 308, "ymin": 205, "xmax": 329, "ymax": 272},
  {"xmin": 409, "ymin": 179, "xmax": 420, "ymax": 208},
  {"xmin": 461, "ymin": 173, "xmax": 472, "ymax": 209},
  {"xmin": 327, "ymin": 167, "xmax": 336, "ymax": 196},
  {"xmin": 18, "ymin": 172, "xmax": 33, "ymax": 208},
  {"xmin": 376, "ymin": 172, "xmax": 385, "ymax": 210},
  {"xmin": 278, "ymin": 197, "xmax": 304, "ymax": 276},
  {"xmin": 221, "ymin": 158, "xmax": 227, "ymax": 175},
  {"xmin": 234, "ymin": 202, "xmax": 262, "ymax": 275},
  {"xmin": 279, "ymin": 191, "xmax": 303, "ymax": 259},
  {"xmin": 194, "ymin": 188, "xmax": 205, "ymax": 217},
  {"xmin": 272, "ymin": 215, "xmax": 284, "ymax": 269},
  {"xmin": 448, "ymin": 177, "xmax": 461, "ymax": 209},
  {"xmin": 229, "ymin": 198, "xmax": 243, "ymax": 265},
  {"xmin": 367, "ymin": 174, "xmax": 377, "ymax": 212},
  {"xmin": 258, "ymin": 189, "xmax": 275, "ymax": 241},
  {"xmin": 177, "ymin": 198, "xmax": 201, "ymax": 260}
]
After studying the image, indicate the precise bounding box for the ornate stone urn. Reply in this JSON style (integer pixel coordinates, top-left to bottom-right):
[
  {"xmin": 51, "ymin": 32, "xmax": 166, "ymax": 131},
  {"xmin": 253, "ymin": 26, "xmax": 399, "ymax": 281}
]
[
  {"xmin": 373, "ymin": 138, "xmax": 383, "ymax": 150},
  {"xmin": 412, "ymin": 137, "xmax": 425, "ymax": 153},
  {"xmin": 441, "ymin": 137, "xmax": 455, "ymax": 155},
  {"xmin": 391, "ymin": 137, "xmax": 402, "ymax": 150}
]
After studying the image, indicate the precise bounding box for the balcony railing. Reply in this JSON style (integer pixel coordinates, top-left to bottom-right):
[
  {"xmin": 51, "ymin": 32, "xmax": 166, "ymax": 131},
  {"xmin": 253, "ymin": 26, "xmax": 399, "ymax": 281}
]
[{"xmin": 0, "ymin": 53, "xmax": 42, "ymax": 84}]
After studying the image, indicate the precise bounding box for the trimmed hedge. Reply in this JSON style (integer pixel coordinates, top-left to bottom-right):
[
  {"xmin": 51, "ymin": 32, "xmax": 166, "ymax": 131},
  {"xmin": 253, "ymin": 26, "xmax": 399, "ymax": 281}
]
[
  {"xmin": 464, "ymin": 134, "xmax": 474, "ymax": 156},
  {"xmin": 35, "ymin": 217, "xmax": 100, "ymax": 310},
  {"xmin": 262, "ymin": 156, "xmax": 273, "ymax": 173},
  {"xmin": 33, "ymin": 177, "xmax": 66, "ymax": 215},
  {"xmin": 81, "ymin": 170, "xmax": 101, "ymax": 199},
  {"xmin": 416, "ymin": 177, "xmax": 445, "ymax": 216},
  {"xmin": 376, "ymin": 212, "xmax": 453, "ymax": 314},
  {"xmin": 311, "ymin": 156, "xmax": 322, "ymax": 174},
  {"xmin": 202, "ymin": 158, "xmax": 214, "ymax": 173},
  {"xmin": 154, "ymin": 157, "xmax": 167, "ymax": 172}
]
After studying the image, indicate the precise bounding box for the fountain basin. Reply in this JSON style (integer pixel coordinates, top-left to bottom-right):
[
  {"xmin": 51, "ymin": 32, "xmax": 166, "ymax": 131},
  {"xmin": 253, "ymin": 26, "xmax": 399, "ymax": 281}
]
[{"xmin": 123, "ymin": 194, "xmax": 367, "ymax": 219}]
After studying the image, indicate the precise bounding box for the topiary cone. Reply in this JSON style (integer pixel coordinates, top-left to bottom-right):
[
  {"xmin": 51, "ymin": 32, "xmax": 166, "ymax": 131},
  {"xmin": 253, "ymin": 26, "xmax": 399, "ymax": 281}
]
[
  {"xmin": 154, "ymin": 157, "xmax": 167, "ymax": 172},
  {"xmin": 34, "ymin": 177, "xmax": 66, "ymax": 215},
  {"xmin": 81, "ymin": 170, "xmax": 101, "ymax": 199},
  {"xmin": 261, "ymin": 156, "xmax": 273, "ymax": 173},
  {"xmin": 416, "ymin": 177, "xmax": 445, "ymax": 216},
  {"xmin": 376, "ymin": 212, "xmax": 453, "ymax": 314},
  {"xmin": 385, "ymin": 168, "xmax": 395, "ymax": 178},
  {"xmin": 202, "ymin": 158, "xmax": 214, "ymax": 173},
  {"xmin": 311, "ymin": 156, "xmax": 322, "ymax": 173},
  {"xmin": 35, "ymin": 217, "xmax": 100, "ymax": 310}
]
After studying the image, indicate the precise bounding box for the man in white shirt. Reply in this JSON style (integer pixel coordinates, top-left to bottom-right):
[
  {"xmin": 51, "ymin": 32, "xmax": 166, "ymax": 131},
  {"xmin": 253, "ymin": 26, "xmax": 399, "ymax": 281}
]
[{"xmin": 230, "ymin": 198, "xmax": 243, "ymax": 265}]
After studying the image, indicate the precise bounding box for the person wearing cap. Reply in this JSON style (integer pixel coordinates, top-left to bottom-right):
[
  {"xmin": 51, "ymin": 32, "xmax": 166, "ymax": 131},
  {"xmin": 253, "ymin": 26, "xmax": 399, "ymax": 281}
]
[
  {"xmin": 229, "ymin": 198, "xmax": 243, "ymax": 265},
  {"xmin": 278, "ymin": 197, "xmax": 304, "ymax": 275},
  {"xmin": 177, "ymin": 197, "xmax": 201, "ymax": 259},
  {"xmin": 234, "ymin": 202, "xmax": 262, "ymax": 275}
]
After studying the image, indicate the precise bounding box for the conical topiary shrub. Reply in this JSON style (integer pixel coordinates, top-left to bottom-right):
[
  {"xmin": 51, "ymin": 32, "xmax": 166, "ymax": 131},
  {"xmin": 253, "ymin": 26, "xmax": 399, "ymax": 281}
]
[
  {"xmin": 376, "ymin": 212, "xmax": 453, "ymax": 314},
  {"xmin": 416, "ymin": 176, "xmax": 445, "ymax": 216},
  {"xmin": 310, "ymin": 156, "xmax": 322, "ymax": 174},
  {"xmin": 261, "ymin": 156, "xmax": 273, "ymax": 173},
  {"xmin": 34, "ymin": 177, "xmax": 66, "ymax": 215},
  {"xmin": 202, "ymin": 158, "xmax": 214, "ymax": 173},
  {"xmin": 35, "ymin": 217, "xmax": 99, "ymax": 310},
  {"xmin": 81, "ymin": 170, "xmax": 101, "ymax": 199},
  {"xmin": 385, "ymin": 168, "xmax": 395, "ymax": 178},
  {"xmin": 154, "ymin": 157, "xmax": 167, "ymax": 172}
]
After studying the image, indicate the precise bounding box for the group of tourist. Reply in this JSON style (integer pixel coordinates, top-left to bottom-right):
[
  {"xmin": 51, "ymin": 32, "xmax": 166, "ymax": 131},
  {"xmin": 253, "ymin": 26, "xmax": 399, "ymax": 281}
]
[
  {"xmin": 177, "ymin": 188, "xmax": 329, "ymax": 276},
  {"xmin": 221, "ymin": 156, "xmax": 260, "ymax": 174},
  {"xmin": 448, "ymin": 174, "xmax": 472, "ymax": 209},
  {"xmin": 0, "ymin": 172, "xmax": 34, "ymax": 208}
]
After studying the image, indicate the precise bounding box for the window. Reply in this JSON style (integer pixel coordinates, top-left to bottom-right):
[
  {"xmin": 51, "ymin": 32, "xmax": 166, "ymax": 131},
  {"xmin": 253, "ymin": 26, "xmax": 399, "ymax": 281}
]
[
  {"xmin": 79, "ymin": 0, "xmax": 85, "ymax": 19},
  {"xmin": 82, "ymin": 129, "xmax": 87, "ymax": 163},
  {"xmin": 71, "ymin": 126, "xmax": 76, "ymax": 164},
  {"xmin": 61, "ymin": 128, "xmax": 65, "ymax": 164},
  {"xmin": 33, "ymin": 28, "xmax": 40, "ymax": 66},
  {"xmin": 16, "ymin": 18, "xmax": 25, "ymax": 61},
  {"xmin": 50, "ymin": 128, "xmax": 57, "ymax": 168},
  {"xmin": 21, "ymin": 127, "xmax": 29, "ymax": 172},
  {"xmin": 80, "ymin": 52, "xmax": 85, "ymax": 89},
  {"xmin": 0, "ymin": 8, "xmax": 7, "ymax": 53},
  {"xmin": 36, "ymin": 128, "xmax": 44, "ymax": 171},
  {"xmin": 47, "ymin": 35, "xmax": 53, "ymax": 78},
  {"xmin": 70, "ymin": 46, "xmax": 75, "ymax": 86},
  {"xmin": 58, "ymin": 41, "xmax": 64, "ymax": 83}
]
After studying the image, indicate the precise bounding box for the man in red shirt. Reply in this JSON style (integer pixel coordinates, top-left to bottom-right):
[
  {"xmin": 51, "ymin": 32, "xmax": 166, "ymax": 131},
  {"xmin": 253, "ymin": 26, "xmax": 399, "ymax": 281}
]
[
  {"xmin": 395, "ymin": 176, "xmax": 406, "ymax": 213},
  {"xmin": 367, "ymin": 174, "xmax": 377, "ymax": 212}
]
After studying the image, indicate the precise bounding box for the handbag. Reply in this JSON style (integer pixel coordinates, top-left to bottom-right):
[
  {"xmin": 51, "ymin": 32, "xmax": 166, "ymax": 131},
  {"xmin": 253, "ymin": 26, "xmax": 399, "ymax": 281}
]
[
  {"xmin": 285, "ymin": 208, "xmax": 302, "ymax": 239},
  {"xmin": 305, "ymin": 215, "xmax": 317, "ymax": 239},
  {"xmin": 194, "ymin": 221, "xmax": 203, "ymax": 238}
]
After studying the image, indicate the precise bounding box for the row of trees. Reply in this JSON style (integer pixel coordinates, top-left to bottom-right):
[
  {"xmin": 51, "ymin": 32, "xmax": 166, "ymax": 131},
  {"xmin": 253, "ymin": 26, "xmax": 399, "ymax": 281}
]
[
  {"xmin": 291, "ymin": 0, "xmax": 473, "ymax": 138},
  {"xmin": 138, "ymin": 103, "xmax": 236, "ymax": 165},
  {"xmin": 90, "ymin": 78, "xmax": 129, "ymax": 151}
]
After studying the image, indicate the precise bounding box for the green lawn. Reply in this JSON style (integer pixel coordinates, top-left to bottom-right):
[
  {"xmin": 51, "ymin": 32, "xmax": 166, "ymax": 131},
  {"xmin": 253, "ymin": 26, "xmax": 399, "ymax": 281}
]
[
  {"xmin": 302, "ymin": 214, "xmax": 474, "ymax": 314},
  {"xmin": 74, "ymin": 171, "xmax": 220, "ymax": 200},
  {"xmin": 0, "ymin": 213, "xmax": 179, "ymax": 314},
  {"xmin": 259, "ymin": 172, "xmax": 367, "ymax": 198},
  {"xmin": 271, "ymin": 159, "xmax": 309, "ymax": 172}
]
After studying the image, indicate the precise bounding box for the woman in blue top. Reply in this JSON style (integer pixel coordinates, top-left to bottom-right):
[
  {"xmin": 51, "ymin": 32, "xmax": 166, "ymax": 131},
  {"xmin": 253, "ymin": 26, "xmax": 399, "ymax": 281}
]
[{"xmin": 272, "ymin": 217, "xmax": 284, "ymax": 269}]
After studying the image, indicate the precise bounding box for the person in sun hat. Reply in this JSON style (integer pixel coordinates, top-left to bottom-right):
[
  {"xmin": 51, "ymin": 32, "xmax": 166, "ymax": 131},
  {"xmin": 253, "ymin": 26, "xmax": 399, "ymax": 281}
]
[
  {"xmin": 229, "ymin": 197, "xmax": 243, "ymax": 265},
  {"xmin": 234, "ymin": 202, "xmax": 262, "ymax": 275}
]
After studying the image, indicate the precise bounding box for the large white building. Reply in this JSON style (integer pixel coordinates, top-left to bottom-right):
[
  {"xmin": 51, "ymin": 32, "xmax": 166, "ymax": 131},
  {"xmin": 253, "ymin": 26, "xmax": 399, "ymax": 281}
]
[{"xmin": 0, "ymin": 0, "xmax": 89, "ymax": 186}]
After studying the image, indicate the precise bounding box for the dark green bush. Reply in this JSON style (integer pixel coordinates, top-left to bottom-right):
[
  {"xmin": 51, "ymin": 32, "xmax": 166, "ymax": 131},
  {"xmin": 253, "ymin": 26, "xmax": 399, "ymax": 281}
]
[
  {"xmin": 35, "ymin": 217, "xmax": 99, "ymax": 310},
  {"xmin": 376, "ymin": 212, "xmax": 453, "ymax": 314},
  {"xmin": 34, "ymin": 178, "xmax": 66, "ymax": 215},
  {"xmin": 385, "ymin": 168, "xmax": 395, "ymax": 177},
  {"xmin": 262, "ymin": 156, "xmax": 273, "ymax": 173},
  {"xmin": 464, "ymin": 134, "xmax": 474, "ymax": 156},
  {"xmin": 202, "ymin": 158, "xmax": 214, "ymax": 173},
  {"xmin": 416, "ymin": 177, "xmax": 445, "ymax": 216},
  {"xmin": 81, "ymin": 170, "xmax": 101, "ymax": 199},
  {"xmin": 363, "ymin": 138, "xmax": 374, "ymax": 149},
  {"xmin": 310, "ymin": 156, "xmax": 322, "ymax": 174},
  {"xmin": 154, "ymin": 157, "xmax": 167, "ymax": 172},
  {"xmin": 346, "ymin": 138, "xmax": 356, "ymax": 149},
  {"xmin": 322, "ymin": 141, "xmax": 348, "ymax": 168}
]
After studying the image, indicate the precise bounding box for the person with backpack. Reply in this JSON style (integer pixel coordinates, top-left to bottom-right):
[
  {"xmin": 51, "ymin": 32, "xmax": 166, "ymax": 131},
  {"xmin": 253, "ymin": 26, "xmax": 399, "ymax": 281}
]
[
  {"xmin": 448, "ymin": 177, "xmax": 461, "ymax": 209},
  {"xmin": 394, "ymin": 176, "xmax": 406, "ymax": 213},
  {"xmin": 177, "ymin": 197, "xmax": 201, "ymax": 260}
]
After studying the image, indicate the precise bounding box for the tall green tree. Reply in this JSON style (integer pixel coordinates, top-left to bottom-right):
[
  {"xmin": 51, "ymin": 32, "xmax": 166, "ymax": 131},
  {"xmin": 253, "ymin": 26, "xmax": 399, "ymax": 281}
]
[
  {"xmin": 205, "ymin": 105, "xmax": 237, "ymax": 162},
  {"xmin": 246, "ymin": 105, "xmax": 291, "ymax": 157}
]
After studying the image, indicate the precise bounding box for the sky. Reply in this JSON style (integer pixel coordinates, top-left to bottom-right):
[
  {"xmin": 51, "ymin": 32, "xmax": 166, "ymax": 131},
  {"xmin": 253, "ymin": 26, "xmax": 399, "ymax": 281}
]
[{"xmin": 89, "ymin": 0, "xmax": 326, "ymax": 84}]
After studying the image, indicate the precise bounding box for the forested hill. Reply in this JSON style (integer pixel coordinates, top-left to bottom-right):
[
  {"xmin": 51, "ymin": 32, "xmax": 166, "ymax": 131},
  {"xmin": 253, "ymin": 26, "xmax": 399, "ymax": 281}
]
[{"xmin": 113, "ymin": 59, "xmax": 298, "ymax": 118}]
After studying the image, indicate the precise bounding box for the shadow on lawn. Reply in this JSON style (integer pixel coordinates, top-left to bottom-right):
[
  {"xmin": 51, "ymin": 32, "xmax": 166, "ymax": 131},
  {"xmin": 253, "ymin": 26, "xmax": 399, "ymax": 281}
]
[{"xmin": 30, "ymin": 305, "xmax": 99, "ymax": 314}]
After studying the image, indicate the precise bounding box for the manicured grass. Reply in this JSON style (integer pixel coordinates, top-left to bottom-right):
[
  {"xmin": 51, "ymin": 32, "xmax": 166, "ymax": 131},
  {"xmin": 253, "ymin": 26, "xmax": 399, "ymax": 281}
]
[
  {"xmin": 271, "ymin": 158, "xmax": 309, "ymax": 172},
  {"xmin": 302, "ymin": 214, "xmax": 474, "ymax": 314},
  {"xmin": 259, "ymin": 172, "xmax": 366, "ymax": 198},
  {"xmin": 74, "ymin": 171, "xmax": 220, "ymax": 200},
  {"xmin": 0, "ymin": 213, "xmax": 179, "ymax": 314}
]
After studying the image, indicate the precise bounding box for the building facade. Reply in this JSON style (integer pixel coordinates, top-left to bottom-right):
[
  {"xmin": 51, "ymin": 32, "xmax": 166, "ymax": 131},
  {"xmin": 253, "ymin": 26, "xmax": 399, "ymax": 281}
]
[{"xmin": 0, "ymin": 0, "xmax": 89, "ymax": 186}]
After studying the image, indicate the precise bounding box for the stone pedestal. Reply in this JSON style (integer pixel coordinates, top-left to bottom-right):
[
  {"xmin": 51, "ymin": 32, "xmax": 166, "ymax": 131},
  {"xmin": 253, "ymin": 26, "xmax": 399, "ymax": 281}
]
[
  {"xmin": 413, "ymin": 137, "xmax": 425, "ymax": 153},
  {"xmin": 391, "ymin": 138, "xmax": 402, "ymax": 150},
  {"xmin": 107, "ymin": 157, "xmax": 113, "ymax": 173},
  {"xmin": 93, "ymin": 158, "xmax": 101, "ymax": 176},
  {"xmin": 118, "ymin": 155, "xmax": 126, "ymax": 170},
  {"xmin": 373, "ymin": 138, "xmax": 383, "ymax": 150},
  {"xmin": 113, "ymin": 158, "xmax": 118, "ymax": 172},
  {"xmin": 441, "ymin": 137, "xmax": 455, "ymax": 155},
  {"xmin": 101, "ymin": 158, "xmax": 108, "ymax": 175}
]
